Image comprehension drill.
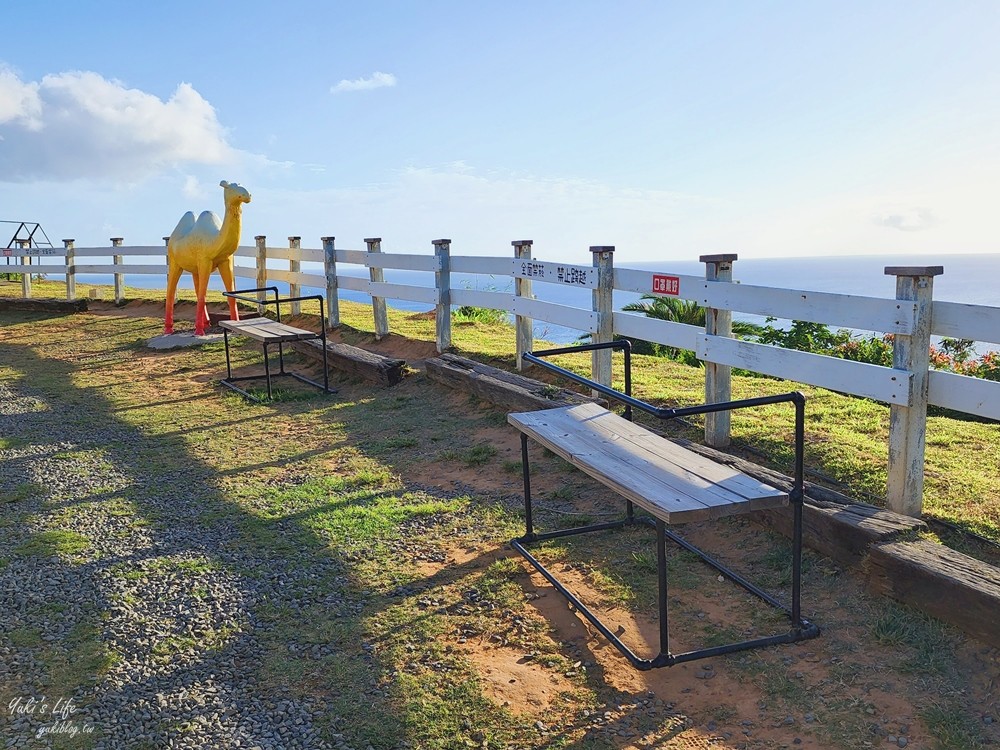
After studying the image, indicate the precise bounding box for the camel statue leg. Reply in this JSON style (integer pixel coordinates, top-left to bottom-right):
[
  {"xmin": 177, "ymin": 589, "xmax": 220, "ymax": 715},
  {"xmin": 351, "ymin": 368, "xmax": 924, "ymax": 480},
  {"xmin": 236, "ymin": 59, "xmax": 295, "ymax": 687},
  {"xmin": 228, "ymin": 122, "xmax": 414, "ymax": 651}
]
[
  {"xmin": 164, "ymin": 261, "xmax": 183, "ymax": 334},
  {"xmin": 217, "ymin": 260, "xmax": 240, "ymax": 321},
  {"xmin": 192, "ymin": 268, "xmax": 211, "ymax": 336}
]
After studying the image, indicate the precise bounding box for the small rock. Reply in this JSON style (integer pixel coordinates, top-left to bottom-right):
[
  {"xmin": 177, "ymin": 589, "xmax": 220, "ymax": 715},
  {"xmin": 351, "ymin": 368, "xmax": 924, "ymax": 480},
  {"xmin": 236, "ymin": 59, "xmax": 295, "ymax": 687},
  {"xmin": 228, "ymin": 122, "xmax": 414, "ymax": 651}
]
[{"xmin": 897, "ymin": 739, "xmax": 908, "ymax": 748}]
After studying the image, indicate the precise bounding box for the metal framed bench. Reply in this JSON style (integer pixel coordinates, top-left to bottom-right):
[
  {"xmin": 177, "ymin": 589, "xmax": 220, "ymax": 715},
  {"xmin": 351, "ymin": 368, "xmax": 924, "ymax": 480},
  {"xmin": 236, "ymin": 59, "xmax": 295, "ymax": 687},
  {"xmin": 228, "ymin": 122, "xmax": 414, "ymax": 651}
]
[
  {"xmin": 219, "ymin": 286, "xmax": 337, "ymax": 403},
  {"xmin": 509, "ymin": 341, "xmax": 820, "ymax": 670}
]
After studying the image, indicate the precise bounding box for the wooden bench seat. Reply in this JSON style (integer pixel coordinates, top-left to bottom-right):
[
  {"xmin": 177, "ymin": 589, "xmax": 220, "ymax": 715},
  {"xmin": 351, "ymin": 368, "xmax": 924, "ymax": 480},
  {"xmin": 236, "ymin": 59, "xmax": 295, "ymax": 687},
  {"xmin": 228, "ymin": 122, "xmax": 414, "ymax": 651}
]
[
  {"xmin": 509, "ymin": 403, "xmax": 787, "ymax": 524},
  {"xmin": 220, "ymin": 317, "xmax": 319, "ymax": 343},
  {"xmin": 218, "ymin": 288, "xmax": 336, "ymax": 402},
  {"xmin": 507, "ymin": 342, "xmax": 819, "ymax": 670}
]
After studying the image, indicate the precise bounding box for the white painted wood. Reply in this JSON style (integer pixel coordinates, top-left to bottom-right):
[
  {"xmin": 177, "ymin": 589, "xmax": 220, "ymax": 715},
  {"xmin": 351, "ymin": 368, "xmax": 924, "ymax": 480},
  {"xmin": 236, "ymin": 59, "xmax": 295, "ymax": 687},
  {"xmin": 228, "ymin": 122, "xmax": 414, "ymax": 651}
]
[
  {"xmin": 220, "ymin": 317, "xmax": 318, "ymax": 343},
  {"xmin": 450, "ymin": 288, "xmax": 512, "ymax": 310},
  {"xmin": 512, "ymin": 258, "xmax": 598, "ymax": 288},
  {"xmin": 334, "ymin": 248, "xmax": 369, "ymax": 265},
  {"xmin": 932, "ymin": 300, "xmax": 1000, "ymax": 345},
  {"xmin": 508, "ymin": 403, "xmax": 787, "ymax": 524},
  {"xmin": 513, "ymin": 242, "xmax": 534, "ymax": 371},
  {"xmin": 74, "ymin": 264, "xmax": 168, "ymax": 274},
  {"xmin": 233, "ymin": 245, "xmax": 257, "ymax": 259},
  {"xmin": 368, "ymin": 281, "xmax": 439, "ymax": 305},
  {"xmin": 2, "ymin": 247, "xmax": 63, "ymax": 259},
  {"xmin": 612, "ymin": 311, "xmax": 701, "ymax": 351},
  {"xmin": 258, "ymin": 246, "xmax": 322, "ymax": 262},
  {"xmin": 700, "ymin": 281, "xmax": 918, "ymax": 335},
  {"xmin": 262, "ymin": 269, "xmax": 326, "ymax": 288},
  {"xmin": 336, "ymin": 275, "xmax": 369, "ymax": 293},
  {"xmin": 613, "ymin": 267, "xmax": 703, "ymax": 298},
  {"xmin": 67, "ymin": 246, "xmax": 159, "ymax": 258},
  {"xmin": 928, "ymin": 370, "xmax": 1000, "ymax": 420},
  {"xmin": 613, "ymin": 267, "xmax": 702, "ymax": 297},
  {"xmin": 364, "ymin": 252, "xmax": 441, "ymax": 272},
  {"xmin": 511, "ymin": 297, "xmax": 599, "ymax": 333},
  {"xmin": 433, "ymin": 240, "xmax": 452, "ymax": 352},
  {"xmin": 234, "ymin": 267, "xmax": 256, "ymax": 279},
  {"xmin": 591, "ymin": 248, "xmax": 615, "ymax": 387},
  {"xmin": 698, "ymin": 335, "xmax": 912, "ymax": 404},
  {"xmin": 450, "ymin": 255, "xmax": 512, "ymax": 275}
]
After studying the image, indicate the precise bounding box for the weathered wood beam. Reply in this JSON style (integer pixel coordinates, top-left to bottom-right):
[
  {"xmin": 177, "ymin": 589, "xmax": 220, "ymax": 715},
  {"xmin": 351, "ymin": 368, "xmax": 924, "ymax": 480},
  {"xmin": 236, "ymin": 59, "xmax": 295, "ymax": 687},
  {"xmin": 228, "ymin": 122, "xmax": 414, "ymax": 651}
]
[
  {"xmin": 866, "ymin": 539, "xmax": 1000, "ymax": 648},
  {"xmin": 290, "ymin": 338, "xmax": 406, "ymax": 386},
  {"xmin": 0, "ymin": 297, "xmax": 89, "ymax": 314},
  {"xmin": 425, "ymin": 353, "xmax": 601, "ymax": 412}
]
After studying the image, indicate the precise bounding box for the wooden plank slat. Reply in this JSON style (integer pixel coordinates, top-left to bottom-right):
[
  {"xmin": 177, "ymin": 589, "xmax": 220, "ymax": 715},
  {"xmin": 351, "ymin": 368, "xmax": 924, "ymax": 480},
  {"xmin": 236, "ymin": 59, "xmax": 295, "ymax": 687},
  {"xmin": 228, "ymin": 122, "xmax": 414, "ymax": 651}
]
[
  {"xmin": 613, "ymin": 267, "xmax": 704, "ymax": 298},
  {"xmin": 509, "ymin": 403, "xmax": 786, "ymax": 523},
  {"xmin": 697, "ymin": 335, "xmax": 912, "ymax": 405},
  {"xmin": 450, "ymin": 256, "xmax": 512, "ymax": 275},
  {"xmin": 220, "ymin": 318, "xmax": 318, "ymax": 343},
  {"xmin": 928, "ymin": 370, "xmax": 1000, "ymax": 420},
  {"xmin": 932, "ymin": 299, "xmax": 1000, "ymax": 345},
  {"xmin": 74, "ymin": 264, "xmax": 168, "ymax": 275},
  {"xmin": 450, "ymin": 289, "xmax": 512, "ymax": 310},
  {"xmin": 612, "ymin": 311, "xmax": 701, "ymax": 352},
  {"xmin": 368, "ymin": 280, "xmax": 439, "ymax": 305},
  {"xmin": 510, "ymin": 298, "xmax": 598, "ymax": 333}
]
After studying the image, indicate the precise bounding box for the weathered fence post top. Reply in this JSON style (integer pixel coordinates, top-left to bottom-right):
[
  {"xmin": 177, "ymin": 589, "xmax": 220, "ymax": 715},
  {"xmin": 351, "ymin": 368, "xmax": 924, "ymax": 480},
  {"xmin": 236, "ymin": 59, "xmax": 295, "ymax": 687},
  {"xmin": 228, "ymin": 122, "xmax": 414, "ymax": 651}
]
[
  {"xmin": 364, "ymin": 237, "xmax": 382, "ymax": 244},
  {"xmin": 162, "ymin": 236, "xmax": 170, "ymax": 245},
  {"xmin": 110, "ymin": 237, "xmax": 123, "ymax": 246},
  {"xmin": 321, "ymin": 236, "xmax": 339, "ymax": 330},
  {"xmin": 884, "ymin": 266, "xmax": 945, "ymax": 278},
  {"xmin": 63, "ymin": 239, "xmax": 76, "ymax": 301},
  {"xmin": 699, "ymin": 253, "xmax": 738, "ymax": 264},
  {"xmin": 590, "ymin": 245, "xmax": 615, "ymax": 256},
  {"xmin": 432, "ymin": 239, "xmax": 452, "ymax": 246},
  {"xmin": 703, "ymin": 253, "xmax": 737, "ymax": 448},
  {"xmin": 514, "ymin": 240, "xmax": 534, "ymax": 371},
  {"xmin": 884, "ymin": 263, "xmax": 943, "ymax": 517}
]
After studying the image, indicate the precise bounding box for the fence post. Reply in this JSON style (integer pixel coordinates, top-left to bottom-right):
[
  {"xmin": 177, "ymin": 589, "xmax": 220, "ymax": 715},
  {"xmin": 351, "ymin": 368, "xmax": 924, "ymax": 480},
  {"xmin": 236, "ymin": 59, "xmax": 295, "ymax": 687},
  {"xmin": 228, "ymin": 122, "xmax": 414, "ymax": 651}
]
[
  {"xmin": 591, "ymin": 246, "xmax": 615, "ymax": 388},
  {"xmin": 884, "ymin": 265, "xmax": 944, "ymax": 517},
  {"xmin": 255, "ymin": 235, "xmax": 267, "ymax": 313},
  {"xmin": 702, "ymin": 253, "xmax": 737, "ymax": 448},
  {"xmin": 433, "ymin": 239, "xmax": 452, "ymax": 353},
  {"xmin": 16, "ymin": 240, "xmax": 31, "ymax": 298},
  {"xmin": 365, "ymin": 238, "xmax": 389, "ymax": 339},
  {"xmin": 288, "ymin": 236, "xmax": 302, "ymax": 315},
  {"xmin": 110, "ymin": 237, "xmax": 124, "ymax": 304},
  {"xmin": 322, "ymin": 236, "xmax": 339, "ymax": 329},
  {"xmin": 513, "ymin": 240, "xmax": 534, "ymax": 370},
  {"xmin": 63, "ymin": 239, "xmax": 76, "ymax": 301}
]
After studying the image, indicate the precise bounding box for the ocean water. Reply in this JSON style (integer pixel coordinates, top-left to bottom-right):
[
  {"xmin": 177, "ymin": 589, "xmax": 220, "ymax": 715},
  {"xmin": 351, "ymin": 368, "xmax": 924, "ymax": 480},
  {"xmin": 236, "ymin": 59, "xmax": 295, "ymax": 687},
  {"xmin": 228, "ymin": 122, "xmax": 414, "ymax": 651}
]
[{"xmin": 13, "ymin": 252, "xmax": 999, "ymax": 346}]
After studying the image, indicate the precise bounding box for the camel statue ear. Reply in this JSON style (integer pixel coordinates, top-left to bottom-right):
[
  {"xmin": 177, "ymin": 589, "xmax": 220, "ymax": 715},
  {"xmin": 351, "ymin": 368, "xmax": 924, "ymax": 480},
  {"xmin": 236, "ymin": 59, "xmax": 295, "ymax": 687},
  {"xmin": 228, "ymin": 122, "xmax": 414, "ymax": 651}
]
[{"xmin": 220, "ymin": 180, "xmax": 229, "ymax": 188}]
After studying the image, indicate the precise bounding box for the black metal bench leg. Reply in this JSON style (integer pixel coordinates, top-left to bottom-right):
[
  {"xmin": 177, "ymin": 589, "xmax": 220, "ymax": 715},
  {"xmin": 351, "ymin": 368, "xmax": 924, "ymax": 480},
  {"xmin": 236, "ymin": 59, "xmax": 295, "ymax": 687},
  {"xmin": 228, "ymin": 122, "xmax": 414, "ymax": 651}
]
[
  {"xmin": 656, "ymin": 518, "xmax": 669, "ymax": 657},
  {"xmin": 792, "ymin": 497, "xmax": 803, "ymax": 626},
  {"xmin": 521, "ymin": 433, "xmax": 534, "ymax": 540},
  {"xmin": 223, "ymin": 329, "xmax": 232, "ymax": 380},
  {"xmin": 263, "ymin": 343, "xmax": 273, "ymax": 400}
]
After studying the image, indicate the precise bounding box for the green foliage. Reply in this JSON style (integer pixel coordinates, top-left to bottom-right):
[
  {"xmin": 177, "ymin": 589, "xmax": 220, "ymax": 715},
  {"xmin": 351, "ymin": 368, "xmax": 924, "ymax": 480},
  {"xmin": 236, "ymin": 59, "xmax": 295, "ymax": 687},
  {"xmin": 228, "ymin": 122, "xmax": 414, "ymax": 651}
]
[{"xmin": 453, "ymin": 305, "xmax": 508, "ymax": 326}]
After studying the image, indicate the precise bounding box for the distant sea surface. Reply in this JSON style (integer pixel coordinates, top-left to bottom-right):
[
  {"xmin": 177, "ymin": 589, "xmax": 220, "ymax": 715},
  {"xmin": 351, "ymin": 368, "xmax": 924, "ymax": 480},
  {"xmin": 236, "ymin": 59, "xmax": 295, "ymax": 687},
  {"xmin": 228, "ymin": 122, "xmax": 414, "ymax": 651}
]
[{"xmin": 17, "ymin": 252, "xmax": 1000, "ymax": 346}]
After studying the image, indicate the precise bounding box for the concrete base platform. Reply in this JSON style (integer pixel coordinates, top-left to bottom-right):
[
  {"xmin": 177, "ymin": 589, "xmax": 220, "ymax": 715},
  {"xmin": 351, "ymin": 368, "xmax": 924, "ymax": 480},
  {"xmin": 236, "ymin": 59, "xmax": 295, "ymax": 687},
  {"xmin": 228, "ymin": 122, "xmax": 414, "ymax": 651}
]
[{"xmin": 146, "ymin": 333, "xmax": 225, "ymax": 350}]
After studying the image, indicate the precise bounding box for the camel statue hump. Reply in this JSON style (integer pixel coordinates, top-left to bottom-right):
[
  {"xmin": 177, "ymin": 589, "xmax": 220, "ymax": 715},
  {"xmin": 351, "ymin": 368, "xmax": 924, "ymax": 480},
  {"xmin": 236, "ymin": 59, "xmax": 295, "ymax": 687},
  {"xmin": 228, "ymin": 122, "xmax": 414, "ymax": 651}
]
[{"xmin": 169, "ymin": 211, "xmax": 197, "ymax": 244}]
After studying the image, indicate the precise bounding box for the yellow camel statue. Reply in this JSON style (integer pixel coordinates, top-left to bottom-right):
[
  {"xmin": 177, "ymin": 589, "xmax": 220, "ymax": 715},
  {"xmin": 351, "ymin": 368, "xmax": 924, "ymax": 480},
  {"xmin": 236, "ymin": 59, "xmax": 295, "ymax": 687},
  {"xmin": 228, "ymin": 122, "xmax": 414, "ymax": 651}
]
[{"xmin": 164, "ymin": 180, "xmax": 252, "ymax": 336}]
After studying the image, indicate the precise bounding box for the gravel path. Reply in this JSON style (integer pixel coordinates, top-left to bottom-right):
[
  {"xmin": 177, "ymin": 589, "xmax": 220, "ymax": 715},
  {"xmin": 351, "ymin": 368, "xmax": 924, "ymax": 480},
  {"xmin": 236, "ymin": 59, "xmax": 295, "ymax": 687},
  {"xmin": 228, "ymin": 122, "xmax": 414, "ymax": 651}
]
[{"xmin": 0, "ymin": 381, "xmax": 358, "ymax": 749}]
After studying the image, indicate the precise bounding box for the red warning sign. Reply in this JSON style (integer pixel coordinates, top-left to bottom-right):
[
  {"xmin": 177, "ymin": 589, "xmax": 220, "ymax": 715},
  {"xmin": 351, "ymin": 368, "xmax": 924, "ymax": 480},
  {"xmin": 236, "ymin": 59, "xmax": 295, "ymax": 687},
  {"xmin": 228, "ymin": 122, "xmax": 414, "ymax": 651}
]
[{"xmin": 652, "ymin": 274, "xmax": 680, "ymax": 295}]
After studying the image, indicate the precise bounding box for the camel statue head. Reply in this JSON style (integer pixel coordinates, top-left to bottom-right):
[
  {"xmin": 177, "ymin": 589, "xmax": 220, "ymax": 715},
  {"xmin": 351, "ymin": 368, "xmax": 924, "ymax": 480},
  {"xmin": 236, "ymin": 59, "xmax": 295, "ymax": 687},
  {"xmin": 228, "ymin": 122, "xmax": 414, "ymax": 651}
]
[{"xmin": 221, "ymin": 180, "xmax": 252, "ymax": 208}]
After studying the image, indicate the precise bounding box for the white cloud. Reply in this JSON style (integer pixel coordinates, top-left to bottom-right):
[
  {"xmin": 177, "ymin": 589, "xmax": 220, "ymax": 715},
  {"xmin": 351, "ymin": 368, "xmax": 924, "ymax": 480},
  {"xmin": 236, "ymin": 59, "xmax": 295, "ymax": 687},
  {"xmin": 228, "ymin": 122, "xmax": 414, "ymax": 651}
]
[
  {"xmin": 874, "ymin": 207, "xmax": 935, "ymax": 232},
  {"xmin": 0, "ymin": 65, "xmax": 42, "ymax": 129},
  {"xmin": 330, "ymin": 71, "xmax": 397, "ymax": 94},
  {"xmin": 0, "ymin": 69, "xmax": 236, "ymax": 182}
]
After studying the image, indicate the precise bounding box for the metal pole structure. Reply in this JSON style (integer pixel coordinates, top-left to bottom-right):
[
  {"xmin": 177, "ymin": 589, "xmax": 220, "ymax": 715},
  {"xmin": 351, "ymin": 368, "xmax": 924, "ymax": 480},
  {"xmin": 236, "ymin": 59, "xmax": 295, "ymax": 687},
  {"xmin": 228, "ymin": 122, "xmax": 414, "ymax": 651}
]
[
  {"xmin": 433, "ymin": 239, "xmax": 452, "ymax": 352},
  {"xmin": 884, "ymin": 265, "xmax": 944, "ymax": 517},
  {"xmin": 701, "ymin": 253, "xmax": 737, "ymax": 448},
  {"xmin": 366, "ymin": 238, "xmax": 389, "ymax": 339},
  {"xmin": 513, "ymin": 240, "xmax": 534, "ymax": 370},
  {"xmin": 322, "ymin": 236, "xmax": 339, "ymax": 329}
]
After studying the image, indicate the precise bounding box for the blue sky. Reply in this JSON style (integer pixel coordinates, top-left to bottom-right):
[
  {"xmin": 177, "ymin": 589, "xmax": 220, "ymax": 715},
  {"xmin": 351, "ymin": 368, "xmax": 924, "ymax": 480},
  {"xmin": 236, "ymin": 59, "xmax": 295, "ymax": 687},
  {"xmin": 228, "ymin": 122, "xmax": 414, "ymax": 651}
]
[{"xmin": 1, "ymin": 1, "xmax": 998, "ymax": 262}]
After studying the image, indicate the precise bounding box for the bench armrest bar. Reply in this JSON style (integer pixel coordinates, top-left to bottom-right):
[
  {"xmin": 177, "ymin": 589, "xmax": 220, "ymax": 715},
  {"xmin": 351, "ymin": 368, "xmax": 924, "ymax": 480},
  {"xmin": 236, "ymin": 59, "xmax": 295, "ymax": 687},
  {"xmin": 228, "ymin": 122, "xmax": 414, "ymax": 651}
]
[{"xmin": 224, "ymin": 288, "xmax": 325, "ymax": 325}]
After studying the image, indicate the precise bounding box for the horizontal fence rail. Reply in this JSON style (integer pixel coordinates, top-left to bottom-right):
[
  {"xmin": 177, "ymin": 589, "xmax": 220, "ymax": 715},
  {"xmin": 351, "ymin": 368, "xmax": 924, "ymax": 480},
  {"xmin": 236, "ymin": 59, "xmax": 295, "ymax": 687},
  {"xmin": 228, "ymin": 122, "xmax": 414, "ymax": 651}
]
[{"xmin": 7, "ymin": 236, "xmax": 998, "ymax": 518}]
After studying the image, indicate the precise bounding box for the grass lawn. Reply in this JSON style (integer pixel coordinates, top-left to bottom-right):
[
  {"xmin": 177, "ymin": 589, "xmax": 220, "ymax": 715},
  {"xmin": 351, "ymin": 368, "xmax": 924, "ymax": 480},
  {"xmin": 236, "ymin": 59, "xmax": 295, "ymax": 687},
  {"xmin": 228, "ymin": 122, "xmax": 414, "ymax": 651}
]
[{"xmin": 1, "ymin": 279, "xmax": 998, "ymax": 749}]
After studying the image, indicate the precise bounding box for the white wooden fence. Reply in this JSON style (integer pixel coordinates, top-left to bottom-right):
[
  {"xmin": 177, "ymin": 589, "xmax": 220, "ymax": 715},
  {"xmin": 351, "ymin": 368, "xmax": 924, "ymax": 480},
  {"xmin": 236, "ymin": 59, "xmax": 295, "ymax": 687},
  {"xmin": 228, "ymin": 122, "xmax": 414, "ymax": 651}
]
[{"xmin": 5, "ymin": 236, "xmax": 999, "ymax": 518}]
